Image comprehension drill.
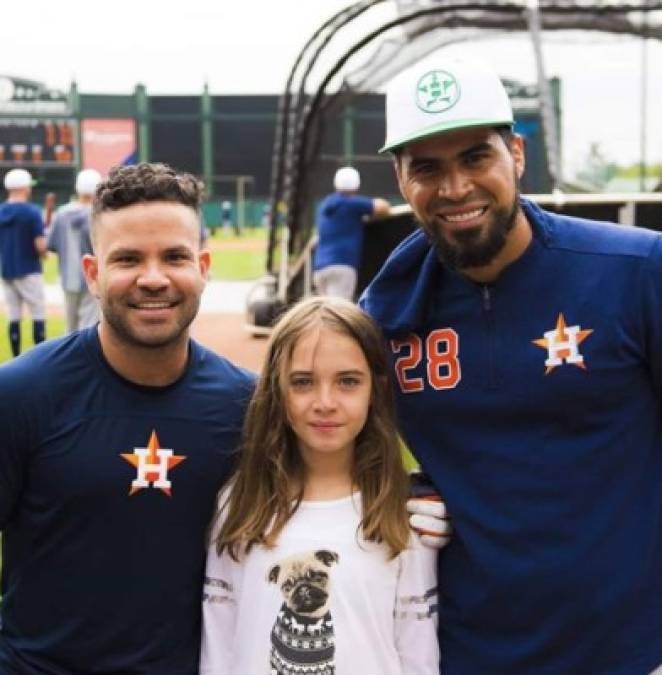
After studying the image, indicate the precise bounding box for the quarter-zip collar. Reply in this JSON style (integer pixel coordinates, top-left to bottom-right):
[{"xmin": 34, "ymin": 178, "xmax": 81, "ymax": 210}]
[{"xmin": 360, "ymin": 198, "xmax": 549, "ymax": 335}]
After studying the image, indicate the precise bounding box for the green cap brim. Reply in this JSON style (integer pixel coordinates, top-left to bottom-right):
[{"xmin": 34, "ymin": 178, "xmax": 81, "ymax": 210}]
[{"xmin": 380, "ymin": 117, "xmax": 514, "ymax": 154}]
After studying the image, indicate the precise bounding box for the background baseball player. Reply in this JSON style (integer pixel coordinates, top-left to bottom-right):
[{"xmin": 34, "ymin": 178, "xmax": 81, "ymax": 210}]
[
  {"xmin": 314, "ymin": 166, "xmax": 390, "ymax": 301},
  {"xmin": 47, "ymin": 168, "xmax": 101, "ymax": 333},
  {"xmin": 0, "ymin": 168, "xmax": 46, "ymax": 357}
]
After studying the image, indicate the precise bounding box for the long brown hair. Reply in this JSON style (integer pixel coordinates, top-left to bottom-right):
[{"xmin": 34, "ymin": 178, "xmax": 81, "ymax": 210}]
[{"xmin": 215, "ymin": 296, "xmax": 410, "ymax": 560}]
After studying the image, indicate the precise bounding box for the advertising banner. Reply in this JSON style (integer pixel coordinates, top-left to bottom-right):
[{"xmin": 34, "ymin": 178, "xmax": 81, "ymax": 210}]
[{"xmin": 81, "ymin": 119, "xmax": 137, "ymax": 175}]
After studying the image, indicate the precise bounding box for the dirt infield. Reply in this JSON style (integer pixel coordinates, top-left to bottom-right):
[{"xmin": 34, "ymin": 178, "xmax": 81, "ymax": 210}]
[{"xmin": 191, "ymin": 312, "xmax": 268, "ymax": 373}]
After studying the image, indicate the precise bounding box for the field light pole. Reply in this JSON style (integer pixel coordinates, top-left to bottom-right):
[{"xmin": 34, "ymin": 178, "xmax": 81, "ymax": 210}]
[
  {"xmin": 525, "ymin": 0, "xmax": 563, "ymax": 191},
  {"xmin": 235, "ymin": 175, "xmax": 254, "ymax": 231},
  {"xmin": 639, "ymin": 7, "xmax": 649, "ymax": 191}
]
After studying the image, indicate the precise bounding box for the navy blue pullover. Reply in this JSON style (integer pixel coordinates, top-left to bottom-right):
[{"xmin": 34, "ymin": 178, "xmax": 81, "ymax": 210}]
[{"xmin": 362, "ymin": 200, "xmax": 662, "ymax": 674}]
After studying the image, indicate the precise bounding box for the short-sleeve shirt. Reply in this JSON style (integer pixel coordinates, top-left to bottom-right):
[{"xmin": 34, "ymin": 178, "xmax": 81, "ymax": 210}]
[
  {"xmin": 0, "ymin": 327, "xmax": 256, "ymax": 674},
  {"xmin": 0, "ymin": 202, "xmax": 44, "ymax": 279},
  {"xmin": 313, "ymin": 193, "xmax": 374, "ymax": 271},
  {"xmin": 47, "ymin": 203, "xmax": 93, "ymax": 292}
]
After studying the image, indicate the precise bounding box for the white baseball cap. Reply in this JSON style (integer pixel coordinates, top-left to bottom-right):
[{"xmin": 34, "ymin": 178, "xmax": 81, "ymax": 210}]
[
  {"xmin": 3, "ymin": 168, "xmax": 33, "ymax": 191},
  {"xmin": 381, "ymin": 56, "xmax": 513, "ymax": 153},
  {"xmin": 75, "ymin": 168, "xmax": 102, "ymax": 196},
  {"xmin": 334, "ymin": 166, "xmax": 360, "ymax": 191}
]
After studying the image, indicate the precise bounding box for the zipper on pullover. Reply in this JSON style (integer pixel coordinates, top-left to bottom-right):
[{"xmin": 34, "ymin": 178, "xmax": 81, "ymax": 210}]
[
  {"xmin": 482, "ymin": 285, "xmax": 491, "ymax": 311},
  {"xmin": 482, "ymin": 285, "xmax": 498, "ymax": 389}
]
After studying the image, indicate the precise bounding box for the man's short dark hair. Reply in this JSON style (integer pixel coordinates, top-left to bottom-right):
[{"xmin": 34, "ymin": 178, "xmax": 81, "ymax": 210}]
[
  {"xmin": 93, "ymin": 162, "xmax": 203, "ymax": 220},
  {"xmin": 495, "ymin": 125, "xmax": 514, "ymax": 147},
  {"xmin": 390, "ymin": 124, "xmax": 517, "ymax": 169}
]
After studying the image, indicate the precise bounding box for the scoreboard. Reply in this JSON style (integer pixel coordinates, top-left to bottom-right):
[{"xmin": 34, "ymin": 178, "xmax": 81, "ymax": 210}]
[{"xmin": 0, "ymin": 119, "xmax": 77, "ymax": 166}]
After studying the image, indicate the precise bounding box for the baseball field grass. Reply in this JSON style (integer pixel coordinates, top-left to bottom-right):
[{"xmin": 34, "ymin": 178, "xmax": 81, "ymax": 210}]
[
  {"xmin": 42, "ymin": 255, "xmax": 58, "ymax": 284},
  {"xmin": 0, "ymin": 316, "xmax": 66, "ymax": 364},
  {"xmin": 206, "ymin": 227, "xmax": 268, "ymax": 280}
]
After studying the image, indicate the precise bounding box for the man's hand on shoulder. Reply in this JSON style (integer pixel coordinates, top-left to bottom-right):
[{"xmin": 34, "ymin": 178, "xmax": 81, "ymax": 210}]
[{"xmin": 408, "ymin": 471, "xmax": 452, "ymax": 549}]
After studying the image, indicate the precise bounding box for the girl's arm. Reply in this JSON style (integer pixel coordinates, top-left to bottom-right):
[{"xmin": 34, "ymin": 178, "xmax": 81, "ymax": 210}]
[
  {"xmin": 394, "ymin": 537, "xmax": 440, "ymax": 674},
  {"xmin": 199, "ymin": 522, "xmax": 238, "ymax": 672}
]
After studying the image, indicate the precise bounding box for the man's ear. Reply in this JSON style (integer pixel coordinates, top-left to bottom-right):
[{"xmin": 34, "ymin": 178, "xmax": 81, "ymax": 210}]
[
  {"xmin": 510, "ymin": 133, "xmax": 526, "ymax": 180},
  {"xmin": 393, "ymin": 154, "xmax": 407, "ymax": 202},
  {"xmin": 199, "ymin": 249, "xmax": 211, "ymax": 279},
  {"xmin": 82, "ymin": 254, "xmax": 99, "ymax": 297}
]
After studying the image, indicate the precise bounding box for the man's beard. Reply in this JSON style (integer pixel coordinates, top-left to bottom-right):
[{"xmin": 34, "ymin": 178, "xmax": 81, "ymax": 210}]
[
  {"xmin": 101, "ymin": 295, "xmax": 200, "ymax": 350},
  {"xmin": 425, "ymin": 192, "xmax": 520, "ymax": 271}
]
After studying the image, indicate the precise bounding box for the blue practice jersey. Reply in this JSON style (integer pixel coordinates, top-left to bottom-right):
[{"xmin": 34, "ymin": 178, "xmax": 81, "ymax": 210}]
[
  {"xmin": 314, "ymin": 193, "xmax": 374, "ymax": 271},
  {"xmin": 0, "ymin": 327, "xmax": 256, "ymax": 674},
  {"xmin": 361, "ymin": 199, "xmax": 662, "ymax": 674},
  {"xmin": 0, "ymin": 202, "xmax": 44, "ymax": 279}
]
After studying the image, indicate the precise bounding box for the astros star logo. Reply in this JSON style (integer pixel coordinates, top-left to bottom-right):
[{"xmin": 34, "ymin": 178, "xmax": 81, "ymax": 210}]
[
  {"xmin": 532, "ymin": 313, "xmax": 593, "ymax": 375},
  {"xmin": 416, "ymin": 69, "xmax": 460, "ymax": 113},
  {"xmin": 120, "ymin": 430, "xmax": 186, "ymax": 497}
]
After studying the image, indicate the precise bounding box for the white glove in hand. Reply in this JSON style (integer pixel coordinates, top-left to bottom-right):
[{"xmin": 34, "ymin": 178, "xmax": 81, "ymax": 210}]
[{"xmin": 407, "ymin": 498, "xmax": 452, "ymax": 549}]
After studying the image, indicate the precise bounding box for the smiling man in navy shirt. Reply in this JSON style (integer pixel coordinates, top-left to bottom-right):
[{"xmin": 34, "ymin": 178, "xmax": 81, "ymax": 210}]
[{"xmin": 0, "ymin": 163, "xmax": 255, "ymax": 675}]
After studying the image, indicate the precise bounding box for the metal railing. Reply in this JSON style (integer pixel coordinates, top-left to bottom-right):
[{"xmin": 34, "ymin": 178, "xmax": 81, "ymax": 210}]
[{"xmin": 286, "ymin": 191, "xmax": 662, "ymax": 300}]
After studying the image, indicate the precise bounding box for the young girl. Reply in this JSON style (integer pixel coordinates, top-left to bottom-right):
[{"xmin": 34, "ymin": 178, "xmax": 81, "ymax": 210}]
[{"xmin": 200, "ymin": 297, "xmax": 439, "ymax": 674}]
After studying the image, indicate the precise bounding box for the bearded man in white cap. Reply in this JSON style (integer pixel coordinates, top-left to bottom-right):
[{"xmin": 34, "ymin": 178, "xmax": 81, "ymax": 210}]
[
  {"xmin": 313, "ymin": 166, "xmax": 390, "ymax": 300},
  {"xmin": 47, "ymin": 168, "xmax": 101, "ymax": 332},
  {"xmin": 361, "ymin": 56, "xmax": 662, "ymax": 674},
  {"xmin": 0, "ymin": 168, "xmax": 47, "ymax": 356}
]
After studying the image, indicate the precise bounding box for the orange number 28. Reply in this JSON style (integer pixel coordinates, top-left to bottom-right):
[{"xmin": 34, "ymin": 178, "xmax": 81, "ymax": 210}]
[{"xmin": 391, "ymin": 329, "xmax": 461, "ymax": 393}]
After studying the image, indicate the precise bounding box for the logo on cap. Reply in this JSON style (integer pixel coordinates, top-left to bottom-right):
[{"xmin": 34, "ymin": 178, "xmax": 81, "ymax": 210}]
[{"xmin": 415, "ymin": 70, "xmax": 460, "ymax": 114}]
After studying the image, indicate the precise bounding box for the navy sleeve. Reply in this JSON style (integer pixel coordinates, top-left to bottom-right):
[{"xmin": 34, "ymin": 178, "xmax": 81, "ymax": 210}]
[
  {"xmin": 641, "ymin": 236, "xmax": 662, "ymax": 400},
  {"xmin": 30, "ymin": 205, "xmax": 45, "ymax": 239},
  {"xmin": 0, "ymin": 366, "xmax": 33, "ymax": 529},
  {"xmin": 349, "ymin": 195, "xmax": 376, "ymax": 218}
]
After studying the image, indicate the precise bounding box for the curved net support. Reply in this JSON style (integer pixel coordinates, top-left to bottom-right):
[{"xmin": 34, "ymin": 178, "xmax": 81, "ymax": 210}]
[{"xmin": 265, "ymin": 0, "xmax": 662, "ymax": 299}]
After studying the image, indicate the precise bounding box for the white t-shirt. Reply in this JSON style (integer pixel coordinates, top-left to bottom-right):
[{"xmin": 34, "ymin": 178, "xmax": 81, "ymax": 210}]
[{"xmin": 200, "ymin": 492, "xmax": 439, "ymax": 674}]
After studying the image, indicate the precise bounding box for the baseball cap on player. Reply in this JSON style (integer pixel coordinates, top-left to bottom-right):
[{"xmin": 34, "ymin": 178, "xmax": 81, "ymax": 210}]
[
  {"xmin": 3, "ymin": 168, "xmax": 34, "ymax": 191},
  {"xmin": 380, "ymin": 56, "xmax": 513, "ymax": 153},
  {"xmin": 334, "ymin": 166, "xmax": 361, "ymax": 192},
  {"xmin": 75, "ymin": 169, "xmax": 102, "ymax": 196}
]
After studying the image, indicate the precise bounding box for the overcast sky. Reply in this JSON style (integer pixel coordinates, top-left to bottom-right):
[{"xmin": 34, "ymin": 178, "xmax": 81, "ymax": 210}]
[{"xmin": 3, "ymin": 0, "xmax": 661, "ymax": 182}]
